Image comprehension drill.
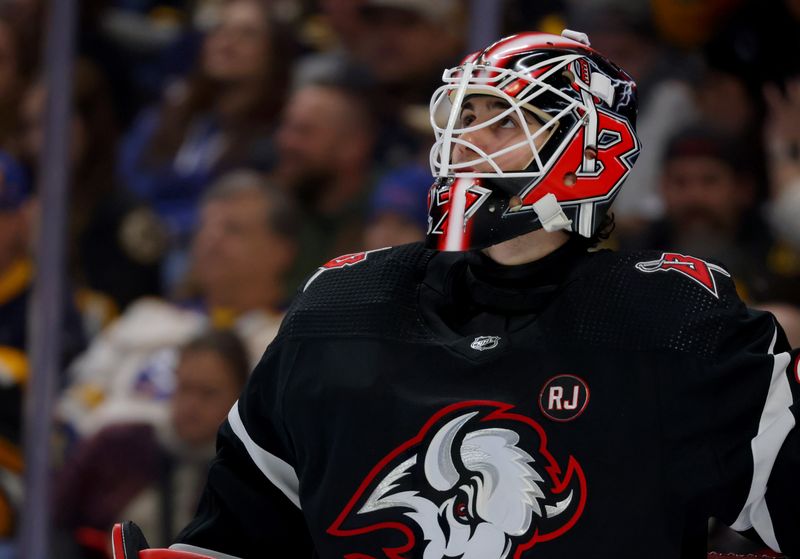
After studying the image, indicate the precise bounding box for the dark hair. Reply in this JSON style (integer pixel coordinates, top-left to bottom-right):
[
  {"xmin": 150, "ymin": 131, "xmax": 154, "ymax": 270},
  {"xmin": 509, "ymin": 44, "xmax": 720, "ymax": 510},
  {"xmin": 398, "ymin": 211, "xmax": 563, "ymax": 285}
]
[
  {"xmin": 0, "ymin": 10, "xmax": 31, "ymax": 152},
  {"xmin": 181, "ymin": 328, "xmax": 251, "ymax": 389},
  {"xmin": 71, "ymin": 59, "xmax": 120, "ymax": 203},
  {"xmin": 572, "ymin": 212, "xmax": 616, "ymax": 249},
  {"xmin": 662, "ymin": 124, "xmax": 751, "ymax": 175},
  {"xmin": 143, "ymin": 0, "xmax": 296, "ymax": 168},
  {"xmin": 201, "ymin": 168, "xmax": 300, "ymax": 240}
]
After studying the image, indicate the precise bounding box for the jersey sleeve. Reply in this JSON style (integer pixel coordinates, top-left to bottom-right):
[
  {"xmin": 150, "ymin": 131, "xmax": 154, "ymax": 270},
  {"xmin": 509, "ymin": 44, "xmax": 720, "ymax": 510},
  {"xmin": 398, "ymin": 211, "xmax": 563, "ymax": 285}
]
[
  {"xmin": 708, "ymin": 304, "xmax": 800, "ymax": 555},
  {"xmin": 173, "ymin": 340, "xmax": 314, "ymax": 557}
]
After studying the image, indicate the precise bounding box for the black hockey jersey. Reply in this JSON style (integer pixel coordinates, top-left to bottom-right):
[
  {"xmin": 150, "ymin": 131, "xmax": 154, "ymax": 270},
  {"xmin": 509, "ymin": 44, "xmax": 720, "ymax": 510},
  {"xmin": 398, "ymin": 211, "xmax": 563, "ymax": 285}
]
[{"xmin": 174, "ymin": 242, "xmax": 800, "ymax": 559}]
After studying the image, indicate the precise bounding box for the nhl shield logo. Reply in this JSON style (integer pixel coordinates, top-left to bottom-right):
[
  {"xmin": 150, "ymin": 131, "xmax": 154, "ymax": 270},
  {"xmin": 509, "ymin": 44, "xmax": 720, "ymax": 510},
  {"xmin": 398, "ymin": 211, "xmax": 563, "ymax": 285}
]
[{"xmin": 470, "ymin": 335, "xmax": 501, "ymax": 351}]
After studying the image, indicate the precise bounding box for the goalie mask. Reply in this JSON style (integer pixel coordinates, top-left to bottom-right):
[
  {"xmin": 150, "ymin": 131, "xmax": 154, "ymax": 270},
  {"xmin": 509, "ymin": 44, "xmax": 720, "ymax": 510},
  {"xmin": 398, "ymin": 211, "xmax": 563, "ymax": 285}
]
[{"xmin": 426, "ymin": 30, "xmax": 640, "ymax": 251}]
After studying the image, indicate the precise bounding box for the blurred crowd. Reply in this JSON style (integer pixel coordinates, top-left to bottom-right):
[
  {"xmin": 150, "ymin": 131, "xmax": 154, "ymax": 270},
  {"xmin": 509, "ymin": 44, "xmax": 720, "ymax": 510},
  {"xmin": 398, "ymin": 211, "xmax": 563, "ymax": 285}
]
[{"xmin": 0, "ymin": 0, "xmax": 798, "ymax": 557}]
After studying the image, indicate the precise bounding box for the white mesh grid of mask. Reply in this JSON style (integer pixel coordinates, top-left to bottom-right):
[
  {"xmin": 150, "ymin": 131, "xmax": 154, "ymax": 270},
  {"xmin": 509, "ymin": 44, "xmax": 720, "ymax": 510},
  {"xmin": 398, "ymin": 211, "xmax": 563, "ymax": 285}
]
[{"xmin": 429, "ymin": 54, "xmax": 590, "ymax": 180}]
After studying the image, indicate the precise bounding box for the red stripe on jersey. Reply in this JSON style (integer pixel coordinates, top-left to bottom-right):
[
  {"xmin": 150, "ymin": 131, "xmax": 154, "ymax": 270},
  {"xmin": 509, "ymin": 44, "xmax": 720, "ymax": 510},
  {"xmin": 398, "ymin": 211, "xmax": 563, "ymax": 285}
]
[{"xmin": 111, "ymin": 524, "xmax": 125, "ymax": 559}]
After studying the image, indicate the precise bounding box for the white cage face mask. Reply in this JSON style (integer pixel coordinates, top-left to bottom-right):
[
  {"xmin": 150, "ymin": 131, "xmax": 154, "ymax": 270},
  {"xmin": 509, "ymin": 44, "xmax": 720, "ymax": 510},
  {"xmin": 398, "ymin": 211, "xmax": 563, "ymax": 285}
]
[
  {"xmin": 425, "ymin": 32, "xmax": 639, "ymax": 249},
  {"xmin": 429, "ymin": 57, "xmax": 590, "ymax": 180}
]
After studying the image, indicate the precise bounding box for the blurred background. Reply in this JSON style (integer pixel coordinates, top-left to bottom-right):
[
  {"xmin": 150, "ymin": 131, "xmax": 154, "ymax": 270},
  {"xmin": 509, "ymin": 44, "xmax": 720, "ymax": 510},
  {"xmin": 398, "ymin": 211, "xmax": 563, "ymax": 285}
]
[{"xmin": 0, "ymin": 0, "xmax": 799, "ymax": 557}]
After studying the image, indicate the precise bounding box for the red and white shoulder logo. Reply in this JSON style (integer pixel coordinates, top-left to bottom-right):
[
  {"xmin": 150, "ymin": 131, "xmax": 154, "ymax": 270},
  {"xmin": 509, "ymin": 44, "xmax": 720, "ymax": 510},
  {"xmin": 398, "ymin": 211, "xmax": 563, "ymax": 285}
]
[
  {"xmin": 322, "ymin": 252, "xmax": 369, "ymax": 269},
  {"xmin": 539, "ymin": 375, "xmax": 590, "ymax": 422},
  {"xmin": 303, "ymin": 247, "xmax": 391, "ymax": 291},
  {"xmin": 635, "ymin": 252, "xmax": 730, "ymax": 299}
]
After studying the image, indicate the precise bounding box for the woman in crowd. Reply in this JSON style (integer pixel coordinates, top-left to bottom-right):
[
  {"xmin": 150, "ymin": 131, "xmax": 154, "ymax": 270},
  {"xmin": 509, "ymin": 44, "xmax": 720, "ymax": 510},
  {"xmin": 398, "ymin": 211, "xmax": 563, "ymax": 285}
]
[
  {"xmin": 117, "ymin": 0, "xmax": 295, "ymax": 290},
  {"xmin": 19, "ymin": 59, "xmax": 165, "ymax": 318}
]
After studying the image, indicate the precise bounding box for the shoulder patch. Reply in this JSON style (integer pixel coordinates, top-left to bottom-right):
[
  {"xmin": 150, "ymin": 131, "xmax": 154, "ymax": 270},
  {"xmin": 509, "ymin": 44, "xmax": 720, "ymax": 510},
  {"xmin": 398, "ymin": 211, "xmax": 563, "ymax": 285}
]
[
  {"xmin": 276, "ymin": 243, "xmax": 434, "ymax": 344},
  {"xmin": 634, "ymin": 252, "xmax": 730, "ymax": 299},
  {"xmin": 303, "ymin": 247, "xmax": 391, "ymax": 292}
]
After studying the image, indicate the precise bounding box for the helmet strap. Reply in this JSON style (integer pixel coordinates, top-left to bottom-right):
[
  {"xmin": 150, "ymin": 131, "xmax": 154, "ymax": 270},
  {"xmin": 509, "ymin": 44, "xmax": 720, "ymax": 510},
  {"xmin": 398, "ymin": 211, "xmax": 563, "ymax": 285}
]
[{"xmin": 533, "ymin": 193, "xmax": 573, "ymax": 232}]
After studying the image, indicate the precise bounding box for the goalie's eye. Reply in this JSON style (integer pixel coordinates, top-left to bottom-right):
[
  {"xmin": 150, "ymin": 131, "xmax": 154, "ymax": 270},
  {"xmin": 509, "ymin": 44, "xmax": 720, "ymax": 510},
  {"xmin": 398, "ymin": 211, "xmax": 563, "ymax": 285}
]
[{"xmin": 498, "ymin": 115, "xmax": 519, "ymax": 129}]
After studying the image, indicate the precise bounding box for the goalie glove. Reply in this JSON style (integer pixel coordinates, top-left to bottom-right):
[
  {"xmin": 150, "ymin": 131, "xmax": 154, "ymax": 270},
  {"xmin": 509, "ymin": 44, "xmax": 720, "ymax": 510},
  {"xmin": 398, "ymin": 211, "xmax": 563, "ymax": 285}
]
[{"xmin": 111, "ymin": 522, "xmax": 240, "ymax": 559}]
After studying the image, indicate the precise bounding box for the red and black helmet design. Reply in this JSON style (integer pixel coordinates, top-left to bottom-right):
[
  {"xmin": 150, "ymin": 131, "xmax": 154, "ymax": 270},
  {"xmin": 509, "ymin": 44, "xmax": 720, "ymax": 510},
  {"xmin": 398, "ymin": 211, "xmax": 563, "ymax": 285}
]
[{"xmin": 426, "ymin": 30, "xmax": 640, "ymax": 251}]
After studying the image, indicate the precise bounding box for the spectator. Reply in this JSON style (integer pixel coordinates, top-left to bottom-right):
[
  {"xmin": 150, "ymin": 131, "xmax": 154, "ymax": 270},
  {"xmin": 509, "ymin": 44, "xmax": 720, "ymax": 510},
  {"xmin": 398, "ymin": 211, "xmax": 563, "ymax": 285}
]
[
  {"xmin": 0, "ymin": 151, "xmax": 31, "ymax": 546},
  {"xmin": 702, "ymin": 0, "xmax": 800, "ymax": 93},
  {"xmin": 0, "ymin": 150, "xmax": 86, "ymax": 544},
  {"xmin": 118, "ymin": 0, "xmax": 295, "ymax": 290},
  {"xmin": 294, "ymin": 0, "xmax": 465, "ymax": 167},
  {"xmin": 356, "ymin": 0, "xmax": 464, "ymax": 108},
  {"xmin": 363, "ymin": 164, "xmax": 431, "ymax": 250},
  {"xmin": 78, "ymin": 0, "xmax": 194, "ymax": 126},
  {"xmin": 274, "ymin": 81, "xmax": 377, "ymax": 285},
  {"xmin": 0, "ymin": 149, "xmax": 87, "ymax": 363},
  {"xmin": 504, "ymin": 0, "xmax": 566, "ymax": 34},
  {"xmin": 184, "ymin": 169, "xmax": 298, "ymax": 327},
  {"xmin": 619, "ymin": 124, "xmax": 800, "ymax": 305},
  {"xmin": 693, "ymin": 39, "xmax": 765, "ymax": 158},
  {"xmin": 649, "ymin": 0, "xmax": 742, "ymax": 51},
  {"xmin": 58, "ymin": 170, "xmax": 297, "ymax": 442},
  {"xmin": 359, "ymin": 0, "xmax": 465, "ymax": 165},
  {"xmin": 0, "ymin": 10, "xmax": 30, "ymax": 154},
  {"xmin": 19, "ymin": 59, "xmax": 166, "ymax": 317},
  {"xmin": 53, "ymin": 328, "xmax": 249, "ymax": 557},
  {"xmin": 681, "ymin": 13, "xmax": 782, "ymax": 212},
  {"xmin": 300, "ymin": 0, "xmax": 367, "ymax": 55},
  {"xmin": 568, "ymin": 5, "xmax": 700, "ymax": 232},
  {"xmin": 763, "ymin": 79, "xmax": 800, "ymax": 251}
]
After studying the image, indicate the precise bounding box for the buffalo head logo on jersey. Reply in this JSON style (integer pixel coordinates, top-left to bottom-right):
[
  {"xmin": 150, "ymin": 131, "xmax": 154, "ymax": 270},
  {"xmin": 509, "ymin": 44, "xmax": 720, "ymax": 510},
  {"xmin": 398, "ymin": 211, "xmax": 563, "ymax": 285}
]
[{"xmin": 328, "ymin": 401, "xmax": 586, "ymax": 559}]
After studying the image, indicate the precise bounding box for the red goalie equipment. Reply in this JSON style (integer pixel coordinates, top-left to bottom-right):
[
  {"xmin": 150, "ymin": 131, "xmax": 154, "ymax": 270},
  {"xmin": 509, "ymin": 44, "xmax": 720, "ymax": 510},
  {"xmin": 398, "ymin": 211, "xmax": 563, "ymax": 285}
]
[{"xmin": 111, "ymin": 522, "xmax": 214, "ymax": 559}]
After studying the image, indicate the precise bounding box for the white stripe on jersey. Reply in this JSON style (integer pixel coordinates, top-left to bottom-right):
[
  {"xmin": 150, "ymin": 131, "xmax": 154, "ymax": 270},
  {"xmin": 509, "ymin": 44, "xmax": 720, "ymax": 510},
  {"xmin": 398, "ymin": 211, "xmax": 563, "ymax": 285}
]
[
  {"xmin": 730, "ymin": 325, "xmax": 795, "ymax": 552},
  {"xmin": 227, "ymin": 402, "xmax": 301, "ymax": 509}
]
